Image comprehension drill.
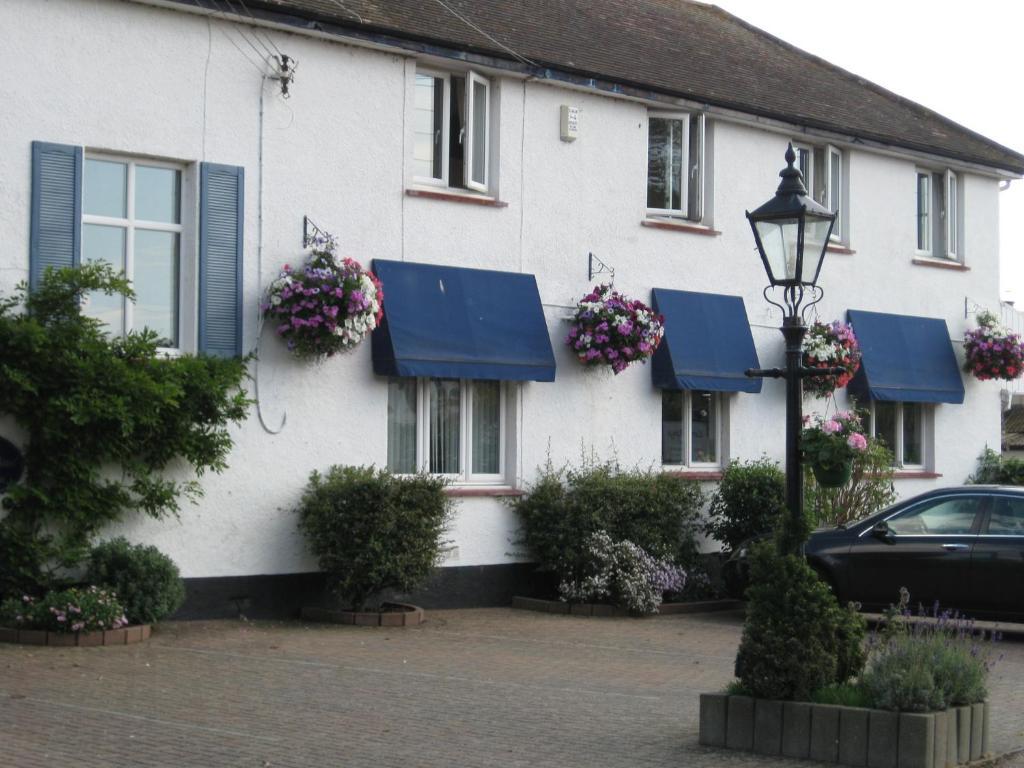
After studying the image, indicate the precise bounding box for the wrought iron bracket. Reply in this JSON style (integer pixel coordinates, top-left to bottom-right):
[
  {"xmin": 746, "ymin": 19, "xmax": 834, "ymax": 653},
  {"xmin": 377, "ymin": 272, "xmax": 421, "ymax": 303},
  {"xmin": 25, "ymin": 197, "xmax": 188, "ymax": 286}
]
[
  {"xmin": 588, "ymin": 252, "xmax": 615, "ymax": 284},
  {"xmin": 302, "ymin": 216, "xmax": 334, "ymax": 249}
]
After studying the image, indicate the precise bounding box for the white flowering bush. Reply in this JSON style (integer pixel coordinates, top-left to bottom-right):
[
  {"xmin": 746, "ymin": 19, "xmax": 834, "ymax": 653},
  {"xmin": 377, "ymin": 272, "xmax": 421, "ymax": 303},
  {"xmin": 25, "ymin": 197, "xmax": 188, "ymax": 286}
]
[
  {"xmin": 558, "ymin": 530, "xmax": 686, "ymax": 614},
  {"xmin": 262, "ymin": 236, "xmax": 383, "ymax": 360}
]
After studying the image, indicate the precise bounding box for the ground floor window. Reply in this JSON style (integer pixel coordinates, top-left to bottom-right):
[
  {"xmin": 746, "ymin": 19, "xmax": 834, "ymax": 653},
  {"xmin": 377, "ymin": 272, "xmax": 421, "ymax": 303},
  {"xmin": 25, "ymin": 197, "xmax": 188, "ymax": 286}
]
[
  {"xmin": 661, "ymin": 389, "xmax": 722, "ymax": 467},
  {"xmin": 387, "ymin": 378, "xmax": 507, "ymax": 483},
  {"xmin": 869, "ymin": 401, "xmax": 927, "ymax": 468}
]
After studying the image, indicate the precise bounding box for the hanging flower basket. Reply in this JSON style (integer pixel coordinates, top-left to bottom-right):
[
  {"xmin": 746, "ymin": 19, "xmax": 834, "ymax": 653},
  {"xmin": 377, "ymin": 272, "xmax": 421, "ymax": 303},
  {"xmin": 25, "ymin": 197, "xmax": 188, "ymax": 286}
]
[
  {"xmin": 801, "ymin": 320, "xmax": 861, "ymax": 398},
  {"xmin": 566, "ymin": 285, "xmax": 664, "ymax": 374},
  {"xmin": 262, "ymin": 239, "xmax": 384, "ymax": 361},
  {"xmin": 802, "ymin": 411, "xmax": 868, "ymax": 488},
  {"xmin": 963, "ymin": 311, "xmax": 1024, "ymax": 381}
]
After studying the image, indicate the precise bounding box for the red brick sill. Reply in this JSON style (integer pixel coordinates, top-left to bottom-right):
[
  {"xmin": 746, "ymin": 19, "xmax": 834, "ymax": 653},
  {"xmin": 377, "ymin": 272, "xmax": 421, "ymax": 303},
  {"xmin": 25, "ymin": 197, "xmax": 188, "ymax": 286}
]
[
  {"xmin": 641, "ymin": 219, "xmax": 721, "ymax": 236},
  {"xmin": 405, "ymin": 188, "xmax": 508, "ymax": 208},
  {"xmin": 445, "ymin": 487, "xmax": 525, "ymax": 498},
  {"xmin": 663, "ymin": 470, "xmax": 724, "ymax": 481},
  {"xmin": 865, "ymin": 471, "xmax": 942, "ymax": 479},
  {"xmin": 826, "ymin": 243, "xmax": 856, "ymax": 255},
  {"xmin": 912, "ymin": 257, "xmax": 969, "ymax": 272}
]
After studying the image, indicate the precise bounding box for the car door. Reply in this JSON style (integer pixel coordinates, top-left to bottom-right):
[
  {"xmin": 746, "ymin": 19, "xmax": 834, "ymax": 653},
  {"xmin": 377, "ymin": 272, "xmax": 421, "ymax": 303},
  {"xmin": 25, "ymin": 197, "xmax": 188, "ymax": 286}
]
[
  {"xmin": 970, "ymin": 495, "xmax": 1024, "ymax": 617},
  {"xmin": 845, "ymin": 494, "xmax": 986, "ymax": 610}
]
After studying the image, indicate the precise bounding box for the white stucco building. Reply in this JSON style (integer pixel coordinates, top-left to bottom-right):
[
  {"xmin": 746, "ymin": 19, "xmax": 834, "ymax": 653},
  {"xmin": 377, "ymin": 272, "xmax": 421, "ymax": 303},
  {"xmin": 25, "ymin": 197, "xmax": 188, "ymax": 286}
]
[{"xmin": 3, "ymin": 0, "xmax": 1023, "ymax": 614}]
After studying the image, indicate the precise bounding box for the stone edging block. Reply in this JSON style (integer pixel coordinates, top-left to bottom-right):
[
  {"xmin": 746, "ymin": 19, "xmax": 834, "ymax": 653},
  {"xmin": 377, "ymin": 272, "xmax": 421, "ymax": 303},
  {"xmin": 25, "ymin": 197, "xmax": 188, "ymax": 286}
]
[
  {"xmin": 698, "ymin": 693, "xmax": 990, "ymax": 767},
  {"xmin": 0, "ymin": 624, "xmax": 152, "ymax": 647},
  {"xmin": 301, "ymin": 602, "xmax": 424, "ymax": 627}
]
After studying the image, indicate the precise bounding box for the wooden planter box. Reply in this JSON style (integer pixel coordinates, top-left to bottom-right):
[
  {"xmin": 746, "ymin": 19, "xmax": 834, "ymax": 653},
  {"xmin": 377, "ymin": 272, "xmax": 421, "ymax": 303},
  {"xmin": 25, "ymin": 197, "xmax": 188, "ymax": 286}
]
[
  {"xmin": 511, "ymin": 596, "xmax": 740, "ymax": 617},
  {"xmin": 0, "ymin": 624, "xmax": 151, "ymax": 647},
  {"xmin": 699, "ymin": 693, "xmax": 990, "ymax": 767},
  {"xmin": 300, "ymin": 602, "xmax": 424, "ymax": 627}
]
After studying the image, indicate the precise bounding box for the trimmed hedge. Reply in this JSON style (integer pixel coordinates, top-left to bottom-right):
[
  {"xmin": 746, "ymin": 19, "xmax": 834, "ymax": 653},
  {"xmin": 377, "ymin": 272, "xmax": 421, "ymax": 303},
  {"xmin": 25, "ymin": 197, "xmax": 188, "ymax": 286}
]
[{"xmin": 86, "ymin": 538, "xmax": 185, "ymax": 625}]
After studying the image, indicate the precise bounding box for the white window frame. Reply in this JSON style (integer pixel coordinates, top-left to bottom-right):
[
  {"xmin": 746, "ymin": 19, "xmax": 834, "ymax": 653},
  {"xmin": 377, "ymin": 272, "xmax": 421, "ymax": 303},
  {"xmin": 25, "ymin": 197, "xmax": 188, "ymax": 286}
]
[
  {"xmin": 411, "ymin": 66, "xmax": 491, "ymax": 194},
  {"xmin": 793, "ymin": 141, "xmax": 843, "ymax": 242},
  {"xmin": 647, "ymin": 112, "xmax": 704, "ymax": 224},
  {"xmin": 916, "ymin": 171, "xmax": 932, "ymax": 254},
  {"xmin": 388, "ymin": 378, "xmax": 510, "ymax": 485},
  {"xmin": 81, "ymin": 153, "xmax": 193, "ymax": 354},
  {"xmin": 826, "ymin": 144, "xmax": 842, "ymax": 241},
  {"xmin": 945, "ymin": 169, "xmax": 959, "ymax": 260},
  {"xmin": 869, "ymin": 401, "xmax": 928, "ymax": 470},
  {"xmin": 412, "ymin": 69, "xmax": 451, "ymax": 188},
  {"xmin": 660, "ymin": 389, "xmax": 724, "ymax": 469}
]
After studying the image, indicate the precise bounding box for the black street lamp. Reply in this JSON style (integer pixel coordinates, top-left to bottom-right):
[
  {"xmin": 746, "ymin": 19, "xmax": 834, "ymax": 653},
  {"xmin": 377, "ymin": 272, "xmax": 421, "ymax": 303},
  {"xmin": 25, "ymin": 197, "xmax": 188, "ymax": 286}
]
[{"xmin": 745, "ymin": 144, "xmax": 841, "ymax": 554}]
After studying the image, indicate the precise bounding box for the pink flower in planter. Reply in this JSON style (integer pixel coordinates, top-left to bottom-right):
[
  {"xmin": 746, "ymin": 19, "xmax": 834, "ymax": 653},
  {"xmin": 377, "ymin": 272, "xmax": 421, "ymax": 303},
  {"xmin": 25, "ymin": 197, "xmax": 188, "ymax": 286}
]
[
  {"xmin": 822, "ymin": 420, "xmax": 842, "ymax": 434},
  {"xmin": 847, "ymin": 433, "xmax": 868, "ymax": 451}
]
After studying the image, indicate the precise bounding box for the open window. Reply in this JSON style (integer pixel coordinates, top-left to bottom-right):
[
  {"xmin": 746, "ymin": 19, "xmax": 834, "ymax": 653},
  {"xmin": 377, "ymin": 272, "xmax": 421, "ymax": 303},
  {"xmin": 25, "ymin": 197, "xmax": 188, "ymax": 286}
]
[{"xmin": 646, "ymin": 112, "xmax": 705, "ymax": 223}]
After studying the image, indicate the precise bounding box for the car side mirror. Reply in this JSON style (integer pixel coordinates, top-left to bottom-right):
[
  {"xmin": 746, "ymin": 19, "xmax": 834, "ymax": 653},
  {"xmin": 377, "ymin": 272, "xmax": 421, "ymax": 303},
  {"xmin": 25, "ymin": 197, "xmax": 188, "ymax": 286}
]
[{"xmin": 871, "ymin": 521, "xmax": 893, "ymax": 541}]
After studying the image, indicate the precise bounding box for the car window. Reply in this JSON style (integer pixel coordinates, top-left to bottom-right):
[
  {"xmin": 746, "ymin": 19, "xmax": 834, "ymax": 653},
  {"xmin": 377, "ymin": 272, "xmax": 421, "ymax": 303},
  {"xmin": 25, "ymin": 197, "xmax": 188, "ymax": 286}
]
[
  {"xmin": 887, "ymin": 497, "xmax": 982, "ymax": 535},
  {"xmin": 987, "ymin": 497, "xmax": 1024, "ymax": 535}
]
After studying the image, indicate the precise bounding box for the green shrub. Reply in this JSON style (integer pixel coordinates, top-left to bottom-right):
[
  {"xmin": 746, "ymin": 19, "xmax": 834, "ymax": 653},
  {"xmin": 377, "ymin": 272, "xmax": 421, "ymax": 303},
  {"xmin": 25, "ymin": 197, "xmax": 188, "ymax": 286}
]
[
  {"xmin": 810, "ymin": 682, "xmax": 874, "ymax": 708},
  {"xmin": 860, "ymin": 590, "xmax": 996, "ymax": 711},
  {"xmin": 297, "ymin": 465, "xmax": 452, "ymax": 611},
  {"xmin": 968, "ymin": 447, "xmax": 1024, "ymax": 485},
  {"xmin": 86, "ymin": 538, "xmax": 185, "ymax": 624},
  {"xmin": 511, "ymin": 460, "xmax": 704, "ymax": 585},
  {"xmin": 806, "ymin": 438, "xmax": 897, "ymax": 527},
  {"xmin": 734, "ymin": 542, "xmax": 866, "ymax": 700},
  {"xmin": 705, "ymin": 458, "xmax": 784, "ymax": 553},
  {"xmin": 0, "ymin": 264, "xmax": 250, "ymax": 599},
  {"xmin": 0, "ymin": 586, "xmax": 127, "ymax": 633}
]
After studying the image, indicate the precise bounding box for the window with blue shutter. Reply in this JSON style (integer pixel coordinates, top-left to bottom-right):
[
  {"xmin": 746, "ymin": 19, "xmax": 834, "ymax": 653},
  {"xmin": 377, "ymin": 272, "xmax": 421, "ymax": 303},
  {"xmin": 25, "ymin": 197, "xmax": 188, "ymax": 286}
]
[
  {"xmin": 30, "ymin": 141, "xmax": 82, "ymax": 291},
  {"xmin": 199, "ymin": 163, "xmax": 244, "ymax": 357}
]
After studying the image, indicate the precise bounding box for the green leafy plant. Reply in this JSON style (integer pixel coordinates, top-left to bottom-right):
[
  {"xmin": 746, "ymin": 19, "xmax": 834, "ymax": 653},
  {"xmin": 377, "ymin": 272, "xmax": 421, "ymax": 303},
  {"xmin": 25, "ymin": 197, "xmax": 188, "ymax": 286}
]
[
  {"xmin": 296, "ymin": 465, "xmax": 452, "ymax": 611},
  {"xmin": 968, "ymin": 447, "xmax": 1024, "ymax": 485},
  {"xmin": 734, "ymin": 542, "xmax": 866, "ymax": 701},
  {"xmin": 805, "ymin": 437, "xmax": 897, "ymax": 527},
  {"xmin": 810, "ymin": 683, "xmax": 873, "ymax": 708},
  {"xmin": 0, "ymin": 264, "xmax": 251, "ymax": 598},
  {"xmin": 86, "ymin": 538, "xmax": 186, "ymax": 624},
  {"xmin": 0, "ymin": 586, "xmax": 127, "ymax": 633},
  {"xmin": 511, "ymin": 459, "xmax": 703, "ymax": 589},
  {"xmin": 704, "ymin": 457, "xmax": 785, "ymax": 553}
]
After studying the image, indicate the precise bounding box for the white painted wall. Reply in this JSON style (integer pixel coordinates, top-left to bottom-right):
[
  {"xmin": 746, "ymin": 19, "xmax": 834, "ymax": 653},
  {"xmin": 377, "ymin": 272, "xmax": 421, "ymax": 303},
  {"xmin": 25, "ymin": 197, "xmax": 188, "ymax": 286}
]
[{"xmin": 0, "ymin": 0, "xmax": 1008, "ymax": 577}]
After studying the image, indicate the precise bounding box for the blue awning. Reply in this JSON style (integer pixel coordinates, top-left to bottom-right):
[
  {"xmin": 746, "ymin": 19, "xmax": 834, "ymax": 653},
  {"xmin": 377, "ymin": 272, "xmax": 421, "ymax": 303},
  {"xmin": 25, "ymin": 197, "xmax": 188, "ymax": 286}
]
[
  {"xmin": 650, "ymin": 289, "xmax": 762, "ymax": 392},
  {"xmin": 371, "ymin": 260, "xmax": 556, "ymax": 382},
  {"xmin": 847, "ymin": 309, "xmax": 964, "ymax": 404}
]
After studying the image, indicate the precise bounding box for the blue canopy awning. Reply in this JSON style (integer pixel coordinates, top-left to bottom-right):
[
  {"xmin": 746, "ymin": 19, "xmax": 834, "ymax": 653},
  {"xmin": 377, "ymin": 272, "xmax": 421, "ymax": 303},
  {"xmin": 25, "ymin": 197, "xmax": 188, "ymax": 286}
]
[
  {"xmin": 847, "ymin": 309, "xmax": 964, "ymax": 404},
  {"xmin": 650, "ymin": 289, "xmax": 761, "ymax": 392},
  {"xmin": 371, "ymin": 260, "xmax": 556, "ymax": 382}
]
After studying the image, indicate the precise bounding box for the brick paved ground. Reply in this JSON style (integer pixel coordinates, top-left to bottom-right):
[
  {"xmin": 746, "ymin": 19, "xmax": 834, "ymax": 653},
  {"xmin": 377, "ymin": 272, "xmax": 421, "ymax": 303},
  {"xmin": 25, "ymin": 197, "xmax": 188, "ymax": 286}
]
[{"xmin": 2, "ymin": 608, "xmax": 1023, "ymax": 767}]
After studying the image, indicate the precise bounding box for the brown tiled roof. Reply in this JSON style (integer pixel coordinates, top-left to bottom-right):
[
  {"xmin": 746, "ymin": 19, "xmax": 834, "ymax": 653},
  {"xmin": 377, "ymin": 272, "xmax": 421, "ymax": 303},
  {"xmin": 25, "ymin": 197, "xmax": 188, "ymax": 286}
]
[{"xmin": 201, "ymin": 0, "xmax": 1024, "ymax": 174}]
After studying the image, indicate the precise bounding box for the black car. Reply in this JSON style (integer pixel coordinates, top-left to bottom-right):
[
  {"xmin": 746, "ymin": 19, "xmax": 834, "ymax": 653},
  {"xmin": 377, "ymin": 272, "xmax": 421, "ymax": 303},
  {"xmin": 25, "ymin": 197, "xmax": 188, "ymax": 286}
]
[{"xmin": 730, "ymin": 486, "xmax": 1024, "ymax": 619}]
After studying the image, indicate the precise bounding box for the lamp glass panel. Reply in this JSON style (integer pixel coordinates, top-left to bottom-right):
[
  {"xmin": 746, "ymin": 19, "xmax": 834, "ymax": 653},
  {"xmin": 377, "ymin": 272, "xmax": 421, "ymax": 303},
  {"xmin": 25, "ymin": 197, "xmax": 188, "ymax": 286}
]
[
  {"xmin": 803, "ymin": 215, "xmax": 834, "ymax": 281},
  {"xmin": 754, "ymin": 217, "xmax": 800, "ymax": 283}
]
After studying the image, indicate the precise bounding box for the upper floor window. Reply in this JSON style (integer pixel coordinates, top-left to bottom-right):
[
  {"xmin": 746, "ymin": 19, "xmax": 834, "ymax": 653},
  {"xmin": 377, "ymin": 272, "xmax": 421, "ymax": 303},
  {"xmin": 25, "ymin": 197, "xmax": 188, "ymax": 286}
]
[
  {"xmin": 646, "ymin": 112, "xmax": 705, "ymax": 222},
  {"xmin": 916, "ymin": 168, "xmax": 959, "ymax": 260},
  {"xmin": 793, "ymin": 142, "xmax": 843, "ymax": 241},
  {"xmin": 82, "ymin": 155, "xmax": 185, "ymax": 349},
  {"xmin": 661, "ymin": 389, "xmax": 722, "ymax": 468},
  {"xmin": 413, "ymin": 68, "xmax": 491, "ymax": 193},
  {"xmin": 387, "ymin": 377, "xmax": 509, "ymax": 484},
  {"xmin": 868, "ymin": 401, "xmax": 928, "ymax": 469}
]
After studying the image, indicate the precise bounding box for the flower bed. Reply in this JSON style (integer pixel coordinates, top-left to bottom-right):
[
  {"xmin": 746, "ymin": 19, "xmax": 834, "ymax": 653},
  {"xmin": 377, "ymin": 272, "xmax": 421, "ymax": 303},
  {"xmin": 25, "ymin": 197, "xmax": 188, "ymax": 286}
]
[
  {"xmin": 802, "ymin": 320, "xmax": 861, "ymax": 398},
  {"xmin": 263, "ymin": 238, "xmax": 383, "ymax": 360},
  {"xmin": 511, "ymin": 596, "xmax": 739, "ymax": 617},
  {"xmin": 963, "ymin": 310, "xmax": 1024, "ymax": 381},
  {"xmin": 566, "ymin": 285, "xmax": 664, "ymax": 374}
]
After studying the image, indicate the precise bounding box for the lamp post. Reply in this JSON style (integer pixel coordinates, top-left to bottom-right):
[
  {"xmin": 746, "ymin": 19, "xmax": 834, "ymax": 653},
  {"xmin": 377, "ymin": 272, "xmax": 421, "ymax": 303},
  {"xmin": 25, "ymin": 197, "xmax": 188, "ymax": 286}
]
[{"xmin": 745, "ymin": 144, "xmax": 840, "ymax": 554}]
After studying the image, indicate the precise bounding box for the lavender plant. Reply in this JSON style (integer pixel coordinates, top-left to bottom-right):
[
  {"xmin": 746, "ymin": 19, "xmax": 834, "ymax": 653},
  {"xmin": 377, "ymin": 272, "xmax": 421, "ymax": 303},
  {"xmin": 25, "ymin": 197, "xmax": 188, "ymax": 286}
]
[
  {"xmin": 557, "ymin": 530, "xmax": 686, "ymax": 614},
  {"xmin": 861, "ymin": 588, "xmax": 1001, "ymax": 711},
  {"xmin": 0, "ymin": 586, "xmax": 128, "ymax": 633}
]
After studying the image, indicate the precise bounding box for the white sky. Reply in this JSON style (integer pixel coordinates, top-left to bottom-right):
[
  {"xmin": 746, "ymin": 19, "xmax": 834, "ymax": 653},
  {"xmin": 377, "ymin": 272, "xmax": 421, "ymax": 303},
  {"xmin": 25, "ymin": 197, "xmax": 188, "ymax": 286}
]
[{"xmin": 713, "ymin": 0, "xmax": 1024, "ymax": 303}]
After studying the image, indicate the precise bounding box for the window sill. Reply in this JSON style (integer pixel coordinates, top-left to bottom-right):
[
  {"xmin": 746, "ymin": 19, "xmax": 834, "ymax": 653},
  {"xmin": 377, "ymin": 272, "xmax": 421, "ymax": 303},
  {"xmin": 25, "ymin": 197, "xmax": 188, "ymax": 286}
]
[
  {"xmin": 912, "ymin": 257, "xmax": 969, "ymax": 272},
  {"xmin": 445, "ymin": 486, "xmax": 524, "ymax": 498},
  {"xmin": 663, "ymin": 469, "xmax": 723, "ymax": 481},
  {"xmin": 641, "ymin": 219, "xmax": 721, "ymax": 236},
  {"xmin": 405, "ymin": 188, "xmax": 508, "ymax": 208},
  {"xmin": 826, "ymin": 243, "xmax": 856, "ymax": 255},
  {"xmin": 885, "ymin": 471, "xmax": 943, "ymax": 479}
]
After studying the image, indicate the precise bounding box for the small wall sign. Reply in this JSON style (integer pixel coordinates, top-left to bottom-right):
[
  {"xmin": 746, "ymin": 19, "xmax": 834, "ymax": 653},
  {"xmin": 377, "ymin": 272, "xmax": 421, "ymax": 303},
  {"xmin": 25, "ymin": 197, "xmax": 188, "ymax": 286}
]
[{"xmin": 560, "ymin": 105, "xmax": 579, "ymax": 142}]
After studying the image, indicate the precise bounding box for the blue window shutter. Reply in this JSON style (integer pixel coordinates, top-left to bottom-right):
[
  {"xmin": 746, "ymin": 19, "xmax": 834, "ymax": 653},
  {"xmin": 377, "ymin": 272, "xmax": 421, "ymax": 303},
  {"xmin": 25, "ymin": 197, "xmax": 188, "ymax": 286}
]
[
  {"xmin": 29, "ymin": 141, "xmax": 82, "ymax": 291},
  {"xmin": 199, "ymin": 163, "xmax": 244, "ymax": 357}
]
